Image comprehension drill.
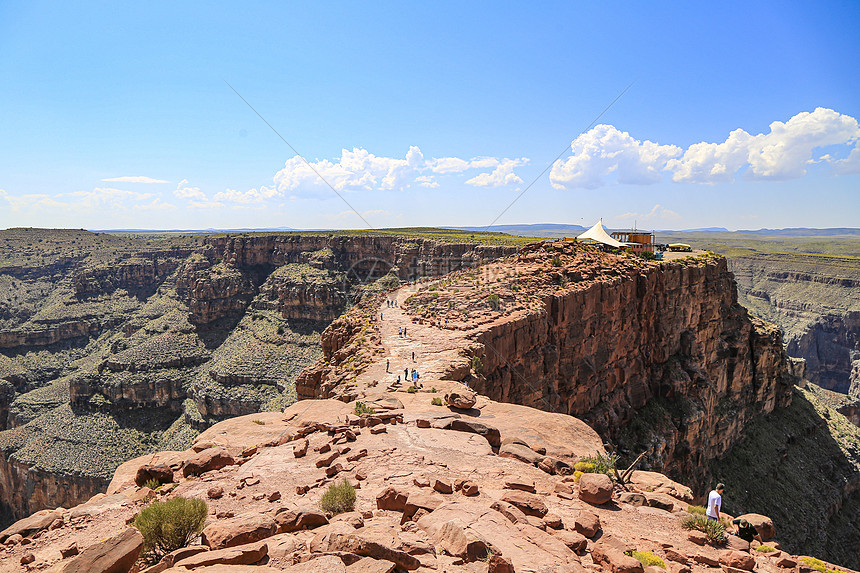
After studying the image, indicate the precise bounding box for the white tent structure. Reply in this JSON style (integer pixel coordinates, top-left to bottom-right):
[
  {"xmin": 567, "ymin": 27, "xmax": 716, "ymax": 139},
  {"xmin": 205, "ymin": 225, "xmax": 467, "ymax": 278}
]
[{"xmin": 576, "ymin": 219, "xmax": 626, "ymax": 248}]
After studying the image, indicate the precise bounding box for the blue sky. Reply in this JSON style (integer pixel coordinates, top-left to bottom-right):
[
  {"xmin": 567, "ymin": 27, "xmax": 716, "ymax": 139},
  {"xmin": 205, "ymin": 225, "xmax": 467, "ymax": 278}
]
[{"xmin": 1, "ymin": 1, "xmax": 858, "ymax": 231}]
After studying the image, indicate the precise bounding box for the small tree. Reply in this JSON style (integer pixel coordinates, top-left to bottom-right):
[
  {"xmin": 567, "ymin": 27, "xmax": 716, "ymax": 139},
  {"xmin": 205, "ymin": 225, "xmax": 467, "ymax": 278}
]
[
  {"xmin": 320, "ymin": 479, "xmax": 356, "ymax": 515},
  {"xmin": 133, "ymin": 497, "xmax": 208, "ymax": 560}
]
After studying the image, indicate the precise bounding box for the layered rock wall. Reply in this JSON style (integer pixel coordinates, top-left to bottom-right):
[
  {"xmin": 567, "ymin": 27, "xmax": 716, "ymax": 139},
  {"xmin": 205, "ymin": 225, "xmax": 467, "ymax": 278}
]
[{"xmin": 469, "ymin": 258, "xmax": 794, "ymax": 486}]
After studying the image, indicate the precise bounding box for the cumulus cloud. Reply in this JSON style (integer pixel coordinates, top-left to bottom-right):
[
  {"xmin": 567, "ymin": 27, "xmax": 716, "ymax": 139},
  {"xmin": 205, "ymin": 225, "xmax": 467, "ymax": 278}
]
[
  {"xmin": 617, "ymin": 204, "xmax": 681, "ymax": 223},
  {"xmin": 550, "ymin": 108, "xmax": 860, "ymax": 189},
  {"xmin": 101, "ymin": 176, "xmax": 170, "ymax": 184},
  {"xmin": 465, "ymin": 158, "xmax": 528, "ymax": 187},
  {"xmin": 173, "ymin": 179, "xmax": 207, "ymax": 201},
  {"xmin": 550, "ymin": 125, "xmax": 682, "ymax": 190},
  {"xmin": 213, "ymin": 186, "xmax": 278, "ymax": 204},
  {"xmin": 415, "ymin": 176, "xmax": 439, "ymax": 188},
  {"xmin": 669, "ymin": 107, "xmax": 860, "ymax": 182}
]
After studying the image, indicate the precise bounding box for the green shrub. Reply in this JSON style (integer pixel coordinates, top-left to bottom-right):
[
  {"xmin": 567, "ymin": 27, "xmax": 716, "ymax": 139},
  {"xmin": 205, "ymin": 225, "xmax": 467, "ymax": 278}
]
[
  {"xmin": 133, "ymin": 497, "xmax": 208, "ymax": 559},
  {"xmin": 471, "ymin": 355, "xmax": 483, "ymax": 373},
  {"xmin": 551, "ymin": 254, "xmax": 562, "ymax": 267},
  {"xmin": 800, "ymin": 558, "xmax": 827, "ymax": 573},
  {"xmin": 687, "ymin": 505, "xmax": 707, "ymax": 515},
  {"xmin": 431, "ymin": 397, "xmax": 443, "ymax": 406},
  {"xmin": 320, "ymin": 479, "xmax": 356, "ymax": 515},
  {"xmin": 679, "ymin": 514, "xmax": 727, "ymax": 545},
  {"xmin": 251, "ymin": 419, "xmax": 265, "ymax": 425},
  {"xmin": 574, "ymin": 461, "xmax": 596, "ymax": 473},
  {"xmin": 143, "ymin": 478, "xmax": 162, "ymax": 491},
  {"xmin": 755, "ymin": 545, "xmax": 776, "ymax": 553},
  {"xmin": 630, "ymin": 551, "xmax": 666, "ymax": 569},
  {"xmin": 579, "ymin": 452, "xmax": 618, "ymax": 475},
  {"xmin": 407, "ymin": 386, "xmax": 419, "ymax": 393},
  {"xmin": 354, "ymin": 401, "xmax": 374, "ymax": 416},
  {"xmin": 430, "ymin": 387, "xmax": 437, "ymax": 393},
  {"xmin": 640, "ymin": 250, "xmax": 656, "ymax": 260},
  {"xmin": 487, "ymin": 293, "xmax": 500, "ymax": 310}
]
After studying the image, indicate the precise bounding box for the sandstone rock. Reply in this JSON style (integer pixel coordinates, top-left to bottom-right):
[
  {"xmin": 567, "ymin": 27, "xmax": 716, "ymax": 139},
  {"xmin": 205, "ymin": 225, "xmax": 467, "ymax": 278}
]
[
  {"xmin": 172, "ymin": 540, "xmax": 268, "ymax": 568},
  {"xmin": 433, "ymin": 478, "xmax": 453, "ymax": 494},
  {"xmin": 59, "ymin": 527, "xmax": 144, "ymax": 573},
  {"xmin": 146, "ymin": 545, "xmax": 209, "ymax": 572},
  {"xmin": 182, "ymin": 446, "xmax": 235, "ymax": 477},
  {"xmin": 208, "ymin": 486, "xmax": 225, "ymax": 499},
  {"xmin": 268, "ymin": 491, "xmax": 281, "ymax": 502},
  {"xmin": 403, "ymin": 490, "xmax": 446, "ymax": 520},
  {"xmin": 448, "ymin": 419, "xmax": 501, "ymax": 448},
  {"xmin": 21, "ymin": 552, "xmax": 35, "ymax": 565},
  {"xmin": 719, "ymin": 550, "xmax": 755, "ymax": 571},
  {"xmin": 775, "ymin": 555, "xmax": 797, "ymax": 568},
  {"xmin": 376, "ymin": 487, "xmax": 408, "ymax": 512},
  {"xmin": 693, "ymin": 551, "xmax": 720, "ymax": 566},
  {"xmin": 461, "ymin": 481, "xmax": 479, "ymax": 496},
  {"xmin": 736, "ymin": 513, "xmax": 775, "ymax": 541},
  {"xmin": 444, "ymin": 390, "xmax": 477, "ymax": 409},
  {"xmin": 667, "ymin": 562, "xmax": 691, "ymax": 573},
  {"xmin": 50, "ymin": 518, "xmax": 64, "ymax": 530},
  {"xmin": 555, "ymin": 529, "xmax": 588, "ymax": 551},
  {"xmin": 294, "ymin": 438, "xmax": 309, "ymax": 457},
  {"xmin": 134, "ymin": 464, "xmax": 174, "ymax": 487},
  {"xmin": 543, "ymin": 513, "xmax": 563, "ymax": 529},
  {"xmin": 663, "ymin": 548, "xmax": 688, "ymax": 563},
  {"xmin": 490, "ymin": 500, "xmax": 529, "ymax": 524},
  {"xmin": 271, "ymin": 505, "xmax": 329, "ymax": 532},
  {"xmin": 687, "ymin": 531, "xmax": 707, "ymax": 545},
  {"xmin": 310, "ymin": 529, "xmax": 420, "ymax": 570},
  {"xmin": 331, "ymin": 512, "xmax": 365, "ymax": 529},
  {"xmin": 592, "ymin": 537, "xmax": 643, "ymax": 573},
  {"xmin": 618, "ymin": 492, "xmax": 646, "ymax": 506},
  {"xmin": 6, "ymin": 533, "xmax": 22, "ymax": 545},
  {"xmin": 645, "ymin": 492, "xmax": 682, "ymax": 512},
  {"xmin": 60, "ymin": 542, "xmax": 79, "ymax": 558},
  {"xmin": 503, "ymin": 477, "xmax": 536, "ymax": 492},
  {"xmin": 412, "ymin": 475, "xmax": 430, "ymax": 488},
  {"xmin": 555, "ymin": 482, "xmax": 574, "ymax": 496},
  {"xmin": 279, "ymin": 555, "xmax": 346, "ymax": 573},
  {"xmin": 500, "ymin": 491, "xmax": 548, "ymax": 517},
  {"xmin": 572, "ymin": 509, "xmax": 601, "ymax": 538},
  {"xmin": 202, "ymin": 512, "xmax": 278, "ymax": 549},
  {"xmin": 499, "ymin": 443, "xmax": 545, "ymax": 465},
  {"xmin": 416, "ymin": 419, "xmax": 430, "ymax": 428},
  {"xmin": 578, "ymin": 473, "xmax": 613, "ymax": 505},
  {"xmin": 725, "ymin": 535, "xmax": 750, "ymax": 552},
  {"xmin": 316, "ymin": 450, "xmax": 340, "ymax": 468},
  {"xmin": 0, "ymin": 508, "xmax": 63, "ymax": 542},
  {"xmin": 345, "ymin": 557, "xmax": 396, "ymax": 573}
]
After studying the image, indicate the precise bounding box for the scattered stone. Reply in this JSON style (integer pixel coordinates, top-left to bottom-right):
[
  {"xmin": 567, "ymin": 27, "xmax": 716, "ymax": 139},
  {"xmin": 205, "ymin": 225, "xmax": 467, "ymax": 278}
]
[
  {"xmin": 311, "ymin": 530, "xmax": 421, "ymax": 570},
  {"xmin": 319, "ymin": 443, "xmax": 332, "ymax": 453},
  {"xmin": 347, "ymin": 449, "xmax": 368, "ymax": 462},
  {"xmin": 736, "ymin": 513, "xmax": 776, "ymax": 541},
  {"xmin": 60, "ymin": 542, "xmax": 79, "ymax": 558},
  {"xmin": 49, "ymin": 518, "xmax": 64, "ymax": 531},
  {"xmin": 461, "ymin": 481, "xmax": 479, "ymax": 496},
  {"xmin": 725, "ymin": 535, "xmax": 750, "ymax": 552},
  {"xmin": 326, "ymin": 463, "xmax": 344, "ymax": 477},
  {"xmin": 555, "ymin": 529, "xmax": 588, "ymax": 551},
  {"xmin": 775, "ymin": 555, "xmax": 797, "ymax": 568},
  {"xmin": 592, "ymin": 537, "xmax": 644, "ymax": 573},
  {"xmin": 499, "ymin": 443, "xmax": 545, "ymax": 465},
  {"xmin": 0, "ymin": 509, "xmax": 63, "ymax": 542},
  {"xmin": 448, "ymin": 419, "xmax": 501, "ymax": 448},
  {"xmin": 331, "ymin": 512, "xmax": 365, "ymax": 529},
  {"xmin": 664, "ymin": 548, "xmax": 688, "ymax": 563},
  {"xmin": 345, "ymin": 557, "xmax": 396, "ymax": 573},
  {"xmin": 490, "ymin": 500, "xmax": 529, "ymax": 524},
  {"xmin": 433, "ymin": 478, "xmax": 453, "ymax": 494},
  {"xmin": 500, "ymin": 491, "xmax": 548, "ymax": 517},
  {"xmin": 578, "ymin": 473, "xmax": 613, "ymax": 505},
  {"xmin": 172, "ymin": 540, "xmax": 268, "ymax": 569},
  {"xmin": 572, "ymin": 509, "xmax": 601, "ymax": 537},
  {"xmin": 618, "ymin": 492, "xmax": 646, "ymax": 506},
  {"xmin": 370, "ymin": 425, "xmax": 387, "ymax": 434},
  {"xmin": 268, "ymin": 491, "xmax": 281, "ymax": 502},
  {"xmin": 294, "ymin": 439, "xmax": 309, "ymax": 458},
  {"xmin": 20, "ymin": 552, "xmax": 35, "ymax": 565},
  {"xmin": 5, "ymin": 534, "xmax": 22, "ymax": 546},
  {"xmin": 719, "ymin": 550, "xmax": 755, "ymax": 571},
  {"xmin": 182, "ymin": 446, "xmax": 235, "ymax": 477},
  {"xmin": 316, "ymin": 451, "xmax": 340, "ymax": 468},
  {"xmin": 403, "ymin": 490, "xmax": 446, "ymax": 520},
  {"xmin": 543, "ymin": 513, "xmax": 563, "ymax": 529},
  {"xmin": 413, "ymin": 476, "xmax": 430, "ymax": 488},
  {"xmin": 693, "ymin": 552, "xmax": 720, "ymax": 566},
  {"xmin": 208, "ymin": 486, "xmax": 224, "ymax": 499},
  {"xmin": 503, "ymin": 478, "xmax": 536, "ymax": 492},
  {"xmin": 687, "ymin": 531, "xmax": 707, "ymax": 546},
  {"xmin": 416, "ymin": 419, "xmax": 430, "ymax": 428},
  {"xmin": 376, "ymin": 487, "xmax": 408, "ymax": 512},
  {"xmin": 271, "ymin": 505, "xmax": 329, "ymax": 532}
]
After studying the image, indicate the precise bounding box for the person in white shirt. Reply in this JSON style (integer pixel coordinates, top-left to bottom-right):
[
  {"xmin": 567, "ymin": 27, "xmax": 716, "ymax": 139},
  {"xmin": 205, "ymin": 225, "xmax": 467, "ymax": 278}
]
[{"xmin": 706, "ymin": 483, "xmax": 724, "ymax": 521}]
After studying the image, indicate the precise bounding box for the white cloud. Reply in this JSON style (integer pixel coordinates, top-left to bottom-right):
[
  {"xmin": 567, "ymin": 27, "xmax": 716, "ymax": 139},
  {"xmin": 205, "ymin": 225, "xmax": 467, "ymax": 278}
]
[
  {"xmin": 173, "ymin": 179, "xmax": 207, "ymax": 201},
  {"xmin": 834, "ymin": 142, "xmax": 860, "ymax": 175},
  {"xmin": 213, "ymin": 186, "xmax": 278, "ymax": 204},
  {"xmin": 617, "ymin": 204, "xmax": 681, "ymax": 223},
  {"xmin": 465, "ymin": 158, "xmax": 528, "ymax": 187},
  {"xmin": 669, "ymin": 107, "xmax": 860, "ymax": 183},
  {"xmin": 101, "ymin": 176, "xmax": 170, "ymax": 184},
  {"xmin": 426, "ymin": 157, "xmax": 472, "ymax": 174},
  {"xmin": 550, "ymin": 125, "xmax": 682, "ymax": 190},
  {"xmin": 415, "ymin": 176, "xmax": 439, "ymax": 188}
]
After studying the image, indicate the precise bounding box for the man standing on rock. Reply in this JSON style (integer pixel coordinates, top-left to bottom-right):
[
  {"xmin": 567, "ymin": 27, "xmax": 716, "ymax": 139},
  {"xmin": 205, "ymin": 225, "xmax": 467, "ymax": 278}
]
[{"xmin": 707, "ymin": 483, "xmax": 724, "ymax": 521}]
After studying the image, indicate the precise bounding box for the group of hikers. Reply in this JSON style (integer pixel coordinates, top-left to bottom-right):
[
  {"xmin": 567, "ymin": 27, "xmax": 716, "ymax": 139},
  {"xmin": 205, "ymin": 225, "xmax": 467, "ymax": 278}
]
[{"xmin": 706, "ymin": 483, "xmax": 763, "ymax": 543}]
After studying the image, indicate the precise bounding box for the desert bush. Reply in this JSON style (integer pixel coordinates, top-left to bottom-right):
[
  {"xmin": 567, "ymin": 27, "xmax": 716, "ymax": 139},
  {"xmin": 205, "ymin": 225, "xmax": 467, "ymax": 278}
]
[
  {"xmin": 431, "ymin": 397, "xmax": 443, "ymax": 406},
  {"xmin": 573, "ymin": 470, "xmax": 584, "ymax": 483},
  {"xmin": 679, "ymin": 514, "xmax": 727, "ymax": 545},
  {"xmin": 799, "ymin": 558, "xmax": 827, "ymax": 573},
  {"xmin": 133, "ymin": 497, "xmax": 208, "ymax": 559},
  {"xmin": 579, "ymin": 452, "xmax": 618, "ymax": 475},
  {"xmin": 407, "ymin": 386, "xmax": 419, "ymax": 393},
  {"xmin": 755, "ymin": 545, "xmax": 776, "ymax": 553},
  {"xmin": 630, "ymin": 551, "xmax": 666, "ymax": 569},
  {"xmin": 640, "ymin": 251, "xmax": 656, "ymax": 260},
  {"xmin": 471, "ymin": 355, "xmax": 483, "ymax": 373},
  {"xmin": 143, "ymin": 478, "xmax": 161, "ymax": 491},
  {"xmin": 487, "ymin": 293, "xmax": 500, "ymax": 310},
  {"xmin": 251, "ymin": 419, "xmax": 265, "ymax": 425},
  {"xmin": 354, "ymin": 401, "xmax": 374, "ymax": 415},
  {"xmin": 320, "ymin": 479, "xmax": 356, "ymax": 515},
  {"xmin": 687, "ymin": 505, "xmax": 707, "ymax": 515},
  {"xmin": 551, "ymin": 254, "xmax": 562, "ymax": 267},
  {"xmin": 574, "ymin": 461, "xmax": 596, "ymax": 473}
]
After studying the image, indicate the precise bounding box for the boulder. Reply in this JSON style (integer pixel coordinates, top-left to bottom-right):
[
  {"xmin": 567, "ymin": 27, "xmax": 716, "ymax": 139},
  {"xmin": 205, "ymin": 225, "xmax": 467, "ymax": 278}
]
[
  {"xmin": 172, "ymin": 540, "xmax": 268, "ymax": 568},
  {"xmin": 21, "ymin": 552, "xmax": 35, "ymax": 565},
  {"xmin": 145, "ymin": 545, "xmax": 209, "ymax": 572},
  {"xmin": 736, "ymin": 513, "xmax": 775, "ymax": 541},
  {"xmin": 182, "ymin": 446, "xmax": 235, "ymax": 477},
  {"xmin": 403, "ymin": 490, "xmax": 446, "ymax": 520},
  {"xmin": 345, "ymin": 557, "xmax": 397, "ymax": 573},
  {"xmin": 208, "ymin": 486, "xmax": 225, "ymax": 499},
  {"xmin": 0, "ymin": 508, "xmax": 63, "ymax": 542},
  {"xmin": 719, "ymin": 550, "xmax": 755, "ymax": 571},
  {"xmin": 725, "ymin": 535, "xmax": 750, "ymax": 552},
  {"xmin": 592, "ymin": 537, "xmax": 643, "ymax": 573},
  {"xmin": 271, "ymin": 505, "xmax": 329, "ymax": 532},
  {"xmin": 134, "ymin": 464, "xmax": 174, "ymax": 487},
  {"xmin": 775, "ymin": 555, "xmax": 797, "ymax": 568},
  {"xmin": 202, "ymin": 512, "xmax": 278, "ymax": 549},
  {"xmin": 310, "ymin": 529, "xmax": 420, "ymax": 570},
  {"xmin": 663, "ymin": 548, "xmax": 688, "ymax": 564},
  {"xmin": 687, "ymin": 531, "xmax": 707, "ymax": 545},
  {"xmin": 294, "ymin": 438, "xmax": 309, "ymax": 457},
  {"xmin": 444, "ymin": 390, "xmax": 477, "ymax": 409},
  {"xmin": 554, "ymin": 529, "xmax": 588, "ymax": 551},
  {"xmin": 376, "ymin": 487, "xmax": 408, "ymax": 512},
  {"xmin": 618, "ymin": 492, "xmax": 646, "ymax": 506},
  {"xmin": 499, "ymin": 443, "xmax": 545, "ymax": 465},
  {"xmin": 490, "ymin": 500, "xmax": 529, "ymax": 524},
  {"xmin": 500, "ymin": 491, "xmax": 548, "ymax": 517},
  {"xmin": 572, "ymin": 509, "xmax": 601, "ymax": 537},
  {"xmin": 58, "ymin": 527, "xmax": 143, "ymax": 573},
  {"xmin": 578, "ymin": 473, "xmax": 613, "ymax": 505},
  {"xmin": 432, "ymin": 478, "xmax": 453, "ymax": 494},
  {"xmin": 448, "ymin": 419, "xmax": 501, "ymax": 448},
  {"xmin": 693, "ymin": 552, "xmax": 720, "ymax": 566},
  {"xmin": 60, "ymin": 542, "xmax": 80, "ymax": 559},
  {"xmin": 645, "ymin": 493, "xmax": 682, "ymax": 512},
  {"xmin": 504, "ymin": 478, "xmax": 536, "ymax": 492}
]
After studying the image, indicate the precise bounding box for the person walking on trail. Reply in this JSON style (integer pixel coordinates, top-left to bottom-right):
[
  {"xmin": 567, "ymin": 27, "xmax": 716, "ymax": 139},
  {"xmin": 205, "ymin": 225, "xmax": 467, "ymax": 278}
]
[
  {"xmin": 386, "ymin": 359, "xmax": 389, "ymax": 373},
  {"xmin": 412, "ymin": 351, "xmax": 415, "ymax": 362},
  {"xmin": 404, "ymin": 368, "xmax": 408, "ymax": 379},
  {"xmin": 398, "ymin": 327, "xmax": 402, "ymax": 337},
  {"xmin": 706, "ymin": 483, "xmax": 724, "ymax": 521}
]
